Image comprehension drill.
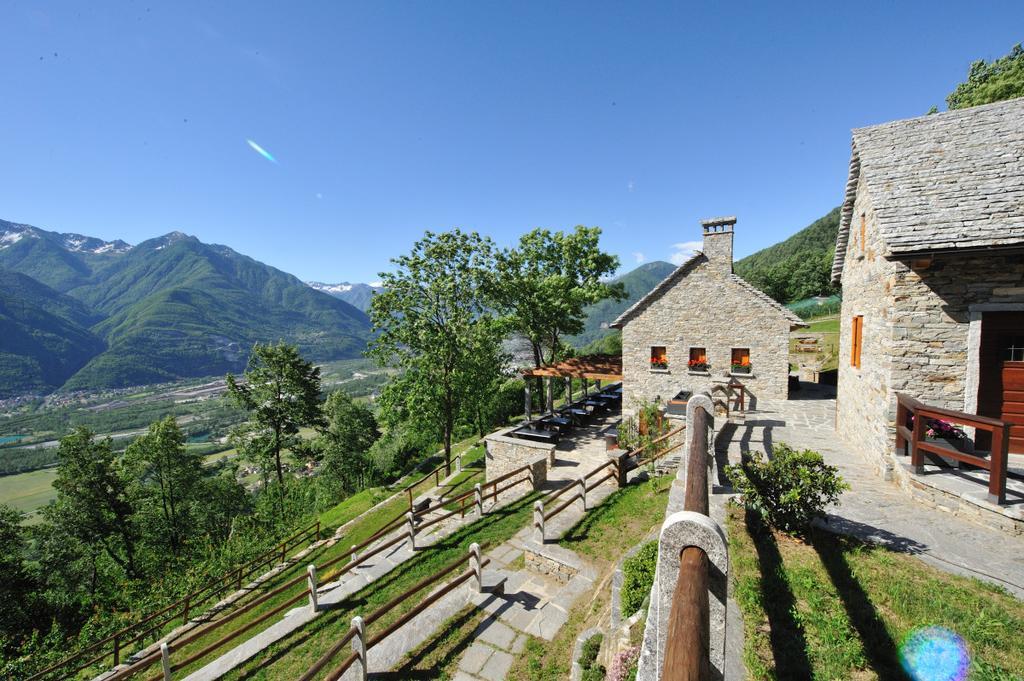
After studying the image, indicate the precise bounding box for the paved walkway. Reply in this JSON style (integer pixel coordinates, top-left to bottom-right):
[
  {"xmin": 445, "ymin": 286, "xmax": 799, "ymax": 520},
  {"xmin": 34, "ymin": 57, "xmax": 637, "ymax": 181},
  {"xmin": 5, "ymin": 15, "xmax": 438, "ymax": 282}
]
[{"xmin": 716, "ymin": 385, "xmax": 1024, "ymax": 598}]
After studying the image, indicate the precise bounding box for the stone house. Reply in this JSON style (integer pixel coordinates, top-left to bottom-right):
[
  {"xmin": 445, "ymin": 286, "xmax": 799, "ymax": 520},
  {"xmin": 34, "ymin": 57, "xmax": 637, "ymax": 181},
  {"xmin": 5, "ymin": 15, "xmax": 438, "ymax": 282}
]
[
  {"xmin": 611, "ymin": 217, "xmax": 804, "ymax": 412},
  {"xmin": 832, "ymin": 97, "xmax": 1024, "ymax": 476}
]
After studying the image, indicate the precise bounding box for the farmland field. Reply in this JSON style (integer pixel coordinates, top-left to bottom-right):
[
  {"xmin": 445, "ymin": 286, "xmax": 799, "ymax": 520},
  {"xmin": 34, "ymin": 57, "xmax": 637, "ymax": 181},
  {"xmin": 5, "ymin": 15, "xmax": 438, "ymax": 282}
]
[{"xmin": 0, "ymin": 468, "xmax": 58, "ymax": 524}]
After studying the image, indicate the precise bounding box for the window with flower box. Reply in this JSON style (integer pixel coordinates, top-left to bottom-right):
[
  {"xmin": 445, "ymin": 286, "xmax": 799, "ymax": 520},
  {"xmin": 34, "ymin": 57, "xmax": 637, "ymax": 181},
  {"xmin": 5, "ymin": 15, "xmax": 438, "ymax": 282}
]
[
  {"xmin": 650, "ymin": 346, "xmax": 668, "ymax": 370},
  {"xmin": 731, "ymin": 348, "xmax": 751, "ymax": 374},
  {"xmin": 688, "ymin": 347, "xmax": 708, "ymax": 373}
]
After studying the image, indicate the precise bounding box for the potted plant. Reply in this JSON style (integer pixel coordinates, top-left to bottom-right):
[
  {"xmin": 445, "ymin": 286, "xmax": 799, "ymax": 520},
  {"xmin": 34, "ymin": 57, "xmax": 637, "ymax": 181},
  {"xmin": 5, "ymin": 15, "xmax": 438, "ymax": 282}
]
[
  {"xmin": 731, "ymin": 360, "xmax": 751, "ymax": 374},
  {"xmin": 650, "ymin": 356, "xmax": 669, "ymax": 370},
  {"xmin": 688, "ymin": 358, "xmax": 709, "ymax": 372}
]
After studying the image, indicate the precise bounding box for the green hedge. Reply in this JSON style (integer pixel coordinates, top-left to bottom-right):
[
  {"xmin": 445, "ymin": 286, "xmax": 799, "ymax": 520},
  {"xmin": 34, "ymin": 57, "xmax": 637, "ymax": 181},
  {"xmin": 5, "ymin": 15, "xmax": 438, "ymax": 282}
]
[{"xmin": 621, "ymin": 540, "xmax": 658, "ymax": 617}]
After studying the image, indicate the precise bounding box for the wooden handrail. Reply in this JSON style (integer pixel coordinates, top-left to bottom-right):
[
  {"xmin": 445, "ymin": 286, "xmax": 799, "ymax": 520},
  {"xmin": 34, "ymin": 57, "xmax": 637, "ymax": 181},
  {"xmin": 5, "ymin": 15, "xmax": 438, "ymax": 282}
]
[
  {"xmin": 661, "ymin": 403, "xmax": 712, "ymax": 681},
  {"xmin": 895, "ymin": 392, "xmax": 1008, "ymax": 504}
]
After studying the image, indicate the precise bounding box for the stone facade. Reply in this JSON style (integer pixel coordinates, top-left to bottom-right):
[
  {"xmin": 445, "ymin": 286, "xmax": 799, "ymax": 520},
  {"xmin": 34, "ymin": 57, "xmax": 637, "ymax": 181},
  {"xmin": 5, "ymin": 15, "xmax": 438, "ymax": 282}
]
[
  {"xmin": 484, "ymin": 428, "xmax": 555, "ymax": 500},
  {"xmin": 836, "ymin": 179, "xmax": 1024, "ymax": 475},
  {"xmin": 613, "ymin": 221, "xmax": 800, "ymax": 413}
]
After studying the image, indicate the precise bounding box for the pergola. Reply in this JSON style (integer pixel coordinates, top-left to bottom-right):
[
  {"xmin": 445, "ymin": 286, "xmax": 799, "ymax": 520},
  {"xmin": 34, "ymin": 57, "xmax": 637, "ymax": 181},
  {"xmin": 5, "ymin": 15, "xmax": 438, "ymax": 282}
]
[{"xmin": 520, "ymin": 354, "xmax": 623, "ymax": 420}]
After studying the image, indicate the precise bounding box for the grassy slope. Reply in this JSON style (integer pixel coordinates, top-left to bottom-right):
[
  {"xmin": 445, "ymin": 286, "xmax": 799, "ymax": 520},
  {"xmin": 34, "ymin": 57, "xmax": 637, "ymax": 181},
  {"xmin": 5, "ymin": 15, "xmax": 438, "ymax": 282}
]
[
  {"xmin": 734, "ymin": 207, "xmax": 841, "ymax": 279},
  {"xmin": 728, "ymin": 505, "xmax": 1024, "ymax": 680}
]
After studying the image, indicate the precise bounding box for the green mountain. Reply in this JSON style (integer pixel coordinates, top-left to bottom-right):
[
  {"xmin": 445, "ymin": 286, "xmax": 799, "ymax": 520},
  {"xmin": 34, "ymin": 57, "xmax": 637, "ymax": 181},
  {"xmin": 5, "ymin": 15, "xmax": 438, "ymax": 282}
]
[
  {"xmin": 0, "ymin": 220, "xmax": 372, "ymax": 393},
  {"xmin": 570, "ymin": 260, "xmax": 677, "ymax": 348},
  {"xmin": 733, "ymin": 207, "xmax": 841, "ymax": 304},
  {"xmin": 0, "ymin": 268, "xmax": 106, "ymax": 396}
]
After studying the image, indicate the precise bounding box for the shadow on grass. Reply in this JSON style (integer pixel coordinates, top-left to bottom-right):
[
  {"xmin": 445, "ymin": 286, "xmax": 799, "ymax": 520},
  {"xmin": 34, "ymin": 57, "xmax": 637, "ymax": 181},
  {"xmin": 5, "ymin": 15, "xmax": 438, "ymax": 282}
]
[
  {"xmin": 745, "ymin": 509, "xmax": 814, "ymax": 680},
  {"xmin": 559, "ymin": 478, "xmax": 668, "ymax": 546},
  {"xmin": 811, "ymin": 529, "xmax": 908, "ymax": 679},
  {"xmin": 230, "ymin": 492, "xmax": 538, "ymax": 679}
]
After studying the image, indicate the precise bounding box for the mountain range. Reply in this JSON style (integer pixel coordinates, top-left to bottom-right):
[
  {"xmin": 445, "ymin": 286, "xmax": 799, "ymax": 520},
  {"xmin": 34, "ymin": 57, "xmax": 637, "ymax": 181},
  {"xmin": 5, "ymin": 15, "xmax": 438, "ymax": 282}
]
[
  {"xmin": 0, "ymin": 219, "xmax": 370, "ymax": 397},
  {"xmin": 306, "ymin": 281, "xmax": 384, "ymax": 312}
]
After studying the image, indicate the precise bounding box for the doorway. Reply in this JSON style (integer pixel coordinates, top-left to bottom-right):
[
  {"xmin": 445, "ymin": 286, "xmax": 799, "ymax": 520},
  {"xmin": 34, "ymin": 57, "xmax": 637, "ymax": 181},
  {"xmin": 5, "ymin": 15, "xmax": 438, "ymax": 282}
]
[{"xmin": 977, "ymin": 312, "xmax": 1024, "ymax": 454}]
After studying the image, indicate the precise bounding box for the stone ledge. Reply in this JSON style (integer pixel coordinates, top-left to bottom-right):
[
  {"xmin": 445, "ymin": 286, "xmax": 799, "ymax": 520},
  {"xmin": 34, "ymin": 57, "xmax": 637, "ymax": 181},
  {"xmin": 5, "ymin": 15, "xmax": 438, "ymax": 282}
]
[
  {"xmin": 894, "ymin": 462, "xmax": 1023, "ymax": 534},
  {"xmin": 522, "ymin": 540, "xmax": 598, "ymax": 584}
]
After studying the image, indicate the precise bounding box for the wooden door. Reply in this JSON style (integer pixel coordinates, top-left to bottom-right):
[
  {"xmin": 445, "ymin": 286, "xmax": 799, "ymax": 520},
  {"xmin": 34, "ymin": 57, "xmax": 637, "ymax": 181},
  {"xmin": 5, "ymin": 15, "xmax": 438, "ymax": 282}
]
[{"xmin": 977, "ymin": 313, "xmax": 1024, "ymax": 454}]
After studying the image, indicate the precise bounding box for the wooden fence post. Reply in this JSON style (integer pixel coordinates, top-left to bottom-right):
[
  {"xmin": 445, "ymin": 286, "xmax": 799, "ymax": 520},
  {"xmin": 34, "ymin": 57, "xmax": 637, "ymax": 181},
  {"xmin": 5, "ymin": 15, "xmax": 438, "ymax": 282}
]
[
  {"xmin": 113, "ymin": 634, "xmax": 120, "ymax": 667},
  {"xmin": 160, "ymin": 642, "xmax": 172, "ymax": 681},
  {"xmin": 470, "ymin": 543, "xmax": 483, "ymax": 592},
  {"xmin": 406, "ymin": 511, "xmax": 417, "ymax": 550},
  {"xmin": 989, "ymin": 423, "xmax": 1009, "ymax": 504},
  {"xmin": 181, "ymin": 595, "xmax": 191, "ymax": 625},
  {"xmin": 306, "ymin": 564, "xmax": 319, "ymax": 613},
  {"xmin": 910, "ymin": 408, "xmax": 924, "ymax": 473},
  {"xmin": 352, "ymin": 615, "xmax": 368, "ymax": 681},
  {"xmin": 533, "ymin": 501, "xmax": 545, "ymax": 542}
]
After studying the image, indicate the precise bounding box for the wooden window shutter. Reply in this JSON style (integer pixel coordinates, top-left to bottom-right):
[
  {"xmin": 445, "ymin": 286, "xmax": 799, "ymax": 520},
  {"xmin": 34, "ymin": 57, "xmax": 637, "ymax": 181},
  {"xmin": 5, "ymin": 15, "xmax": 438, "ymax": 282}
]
[{"xmin": 851, "ymin": 316, "xmax": 863, "ymax": 368}]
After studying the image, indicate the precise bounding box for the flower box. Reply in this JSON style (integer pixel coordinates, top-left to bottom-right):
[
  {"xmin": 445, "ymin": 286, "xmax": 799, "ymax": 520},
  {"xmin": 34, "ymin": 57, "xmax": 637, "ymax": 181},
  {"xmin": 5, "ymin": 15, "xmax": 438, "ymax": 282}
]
[{"xmin": 730, "ymin": 363, "xmax": 751, "ymax": 374}]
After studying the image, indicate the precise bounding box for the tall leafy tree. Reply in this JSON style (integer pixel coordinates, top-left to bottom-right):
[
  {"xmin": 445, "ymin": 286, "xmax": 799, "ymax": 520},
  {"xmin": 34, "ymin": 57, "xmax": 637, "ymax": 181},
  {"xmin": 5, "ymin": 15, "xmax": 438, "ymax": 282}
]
[
  {"xmin": 316, "ymin": 390, "xmax": 380, "ymax": 494},
  {"xmin": 0, "ymin": 505, "xmax": 37, "ymax": 650},
  {"xmin": 493, "ymin": 226, "xmax": 624, "ymax": 367},
  {"xmin": 227, "ymin": 342, "xmax": 325, "ymax": 510},
  {"xmin": 124, "ymin": 416, "xmax": 203, "ymax": 558},
  {"xmin": 947, "ymin": 43, "xmax": 1024, "ymax": 110},
  {"xmin": 49, "ymin": 428, "xmax": 140, "ymax": 579},
  {"xmin": 368, "ymin": 229, "xmax": 502, "ymax": 474}
]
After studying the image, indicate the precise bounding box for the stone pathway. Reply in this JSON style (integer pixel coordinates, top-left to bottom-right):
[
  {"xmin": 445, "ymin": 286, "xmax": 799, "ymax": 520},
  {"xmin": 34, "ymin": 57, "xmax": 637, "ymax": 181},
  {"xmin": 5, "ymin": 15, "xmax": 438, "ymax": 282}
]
[{"xmin": 716, "ymin": 384, "xmax": 1024, "ymax": 598}]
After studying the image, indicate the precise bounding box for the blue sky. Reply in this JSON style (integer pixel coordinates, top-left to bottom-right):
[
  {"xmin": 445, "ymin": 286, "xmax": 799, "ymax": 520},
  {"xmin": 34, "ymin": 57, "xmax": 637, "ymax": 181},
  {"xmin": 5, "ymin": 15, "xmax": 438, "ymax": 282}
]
[{"xmin": 1, "ymin": 2, "xmax": 1021, "ymax": 283}]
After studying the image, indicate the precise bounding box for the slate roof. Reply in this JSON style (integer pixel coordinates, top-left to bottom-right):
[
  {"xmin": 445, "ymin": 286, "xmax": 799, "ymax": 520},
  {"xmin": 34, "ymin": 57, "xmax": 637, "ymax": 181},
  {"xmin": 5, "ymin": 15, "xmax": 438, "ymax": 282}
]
[
  {"xmin": 610, "ymin": 252, "xmax": 804, "ymax": 329},
  {"xmin": 832, "ymin": 97, "xmax": 1024, "ymax": 282}
]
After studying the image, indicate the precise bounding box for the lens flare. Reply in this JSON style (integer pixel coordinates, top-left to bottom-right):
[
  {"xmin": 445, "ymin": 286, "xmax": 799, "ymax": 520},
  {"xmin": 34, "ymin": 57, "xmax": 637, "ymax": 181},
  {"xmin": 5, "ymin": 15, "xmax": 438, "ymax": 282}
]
[
  {"xmin": 245, "ymin": 139, "xmax": 277, "ymax": 164},
  {"xmin": 900, "ymin": 626, "xmax": 970, "ymax": 681}
]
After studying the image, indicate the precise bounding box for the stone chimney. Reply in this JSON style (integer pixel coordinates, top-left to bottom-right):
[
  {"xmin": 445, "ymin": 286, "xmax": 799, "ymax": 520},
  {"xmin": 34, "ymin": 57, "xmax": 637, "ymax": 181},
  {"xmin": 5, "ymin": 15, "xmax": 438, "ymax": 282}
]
[{"xmin": 700, "ymin": 216, "xmax": 735, "ymax": 275}]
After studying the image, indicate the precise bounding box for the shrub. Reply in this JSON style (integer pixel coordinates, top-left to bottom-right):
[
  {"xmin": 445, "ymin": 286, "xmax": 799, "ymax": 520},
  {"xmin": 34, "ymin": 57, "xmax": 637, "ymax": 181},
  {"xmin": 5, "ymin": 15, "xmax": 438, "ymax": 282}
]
[
  {"xmin": 725, "ymin": 442, "xmax": 848, "ymax": 535},
  {"xmin": 578, "ymin": 633, "xmax": 605, "ymax": 681},
  {"xmin": 607, "ymin": 645, "xmax": 640, "ymax": 681},
  {"xmin": 620, "ymin": 540, "xmax": 658, "ymax": 617}
]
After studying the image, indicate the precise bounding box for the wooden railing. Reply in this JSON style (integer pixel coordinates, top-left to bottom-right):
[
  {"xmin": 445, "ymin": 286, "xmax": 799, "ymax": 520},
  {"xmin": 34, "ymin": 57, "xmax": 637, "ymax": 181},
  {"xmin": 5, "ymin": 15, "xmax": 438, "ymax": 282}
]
[
  {"xmin": 297, "ymin": 547, "xmax": 489, "ymax": 681},
  {"xmin": 89, "ymin": 461, "xmax": 536, "ymax": 680},
  {"xmin": 895, "ymin": 393, "xmax": 1009, "ymax": 504},
  {"xmin": 25, "ymin": 520, "xmax": 321, "ymax": 681},
  {"xmin": 663, "ymin": 404, "xmax": 712, "ymax": 681}
]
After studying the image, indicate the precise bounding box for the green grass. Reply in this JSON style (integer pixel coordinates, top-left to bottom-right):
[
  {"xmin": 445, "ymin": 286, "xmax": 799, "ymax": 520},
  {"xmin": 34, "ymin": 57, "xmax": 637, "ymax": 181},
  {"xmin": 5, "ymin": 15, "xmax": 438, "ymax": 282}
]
[
  {"xmin": 804, "ymin": 317, "xmax": 839, "ymax": 333},
  {"xmin": 222, "ymin": 491, "xmax": 542, "ymax": 680},
  {"xmin": 0, "ymin": 467, "xmax": 58, "ymax": 523},
  {"xmin": 507, "ymin": 475, "xmax": 673, "ymax": 680},
  {"xmin": 728, "ymin": 504, "xmax": 1024, "ymax": 680}
]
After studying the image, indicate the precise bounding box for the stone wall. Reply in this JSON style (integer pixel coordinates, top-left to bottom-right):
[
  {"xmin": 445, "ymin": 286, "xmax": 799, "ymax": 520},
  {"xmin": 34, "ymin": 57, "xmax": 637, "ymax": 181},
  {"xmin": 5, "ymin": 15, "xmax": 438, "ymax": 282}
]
[
  {"xmin": 484, "ymin": 428, "xmax": 556, "ymax": 499},
  {"xmin": 836, "ymin": 184, "xmax": 898, "ymax": 476},
  {"xmin": 619, "ymin": 257, "xmax": 791, "ymax": 413},
  {"xmin": 836, "ymin": 179, "xmax": 1024, "ymax": 474}
]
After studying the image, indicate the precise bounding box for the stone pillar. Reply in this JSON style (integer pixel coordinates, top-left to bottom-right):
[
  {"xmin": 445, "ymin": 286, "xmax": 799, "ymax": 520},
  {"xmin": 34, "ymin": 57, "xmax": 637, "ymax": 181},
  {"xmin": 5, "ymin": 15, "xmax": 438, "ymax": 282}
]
[
  {"xmin": 470, "ymin": 542, "xmax": 483, "ymax": 591},
  {"xmin": 160, "ymin": 642, "xmax": 171, "ymax": 681},
  {"xmin": 533, "ymin": 501, "xmax": 545, "ymax": 542},
  {"xmin": 352, "ymin": 615, "xmax": 368, "ymax": 681},
  {"xmin": 577, "ymin": 477, "xmax": 587, "ymax": 511},
  {"xmin": 528, "ymin": 455, "xmax": 548, "ymax": 492},
  {"xmin": 474, "ymin": 483, "xmax": 483, "ymax": 516},
  {"xmin": 306, "ymin": 564, "xmax": 319, "ymax": 613},
  {"xmin": 406, "ymin": 511, "xmax": 416, "ymax": 550},
  {"xmin": 567, "ymin": 377, "xmax": 573, "ymax": 403},
  {"xmin": 636, "ymin": 512, "xmax": 729, "ymax": 680},
  {"xmin": 524, "ymin": 381, "xmax": 532, "ymax": 422},
  {"xmin": 682, "ymin": 392, "xmax": 715, "ymax": 489},
  {"xmin": 350, "ymin": 544, "xmax": 358, "ymax": 566},
  {"xmin": 546, "ymin": 377, "xmax": 554, "ymax": 413},
  {"xmin": 457, "ymin": 454, "xmax": 463, "ymax": 473},
  {"xmin": 610, "ymin": 451, "xmax": 629, "ymax": 487}
]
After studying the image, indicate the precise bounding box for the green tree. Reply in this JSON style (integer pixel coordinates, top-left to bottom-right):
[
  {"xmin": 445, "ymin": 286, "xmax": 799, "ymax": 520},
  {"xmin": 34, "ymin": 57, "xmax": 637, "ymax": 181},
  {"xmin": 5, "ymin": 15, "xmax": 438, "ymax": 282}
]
[
  {"xmin": 368, "ymin": 229, "xmax": 503, "ymax": 474},
  {"xmin": 49, "ymin": 428, "xmax": 140, "ymax": 579},
  {"xmin": 124, "ymin": 416, "xmax": 203, "ymax": 558},
  {"xmin": 227, "ymin": 343, "xmax": 325, "ymax": 510},
  {"xmin": 317, "ymin": 390, "xmax": 379, "ymax": 494},
  {"xmin": 493, "ymin": 226, "xmax": 624, "ymax": 367},
  {"xmin": 947, "ymin": 43, "xmax": 1024, "ymax": 110},
  {"xmin": 0, "ymin": 505, "xmax": 37, "ymax": 650}
]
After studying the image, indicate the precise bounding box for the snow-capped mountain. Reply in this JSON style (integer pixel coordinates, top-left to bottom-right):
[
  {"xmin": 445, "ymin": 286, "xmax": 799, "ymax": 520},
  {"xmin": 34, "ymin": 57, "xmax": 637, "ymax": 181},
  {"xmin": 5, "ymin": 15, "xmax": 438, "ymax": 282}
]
[
  {"xmin": 0, "ymin": 219, "xmax": 132, "ymax": 255},
  {"xmin": 307, "ymin": 281, "xmax": 383, "ymax": 311}
]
